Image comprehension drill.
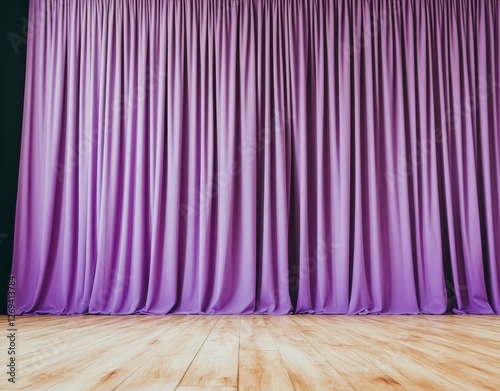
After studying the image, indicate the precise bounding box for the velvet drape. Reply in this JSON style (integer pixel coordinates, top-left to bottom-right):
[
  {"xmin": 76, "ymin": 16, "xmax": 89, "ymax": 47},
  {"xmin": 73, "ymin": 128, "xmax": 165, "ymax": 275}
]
[{"xmin": 12, "ymin": 0, "xmax": 500, "ymax": 314}]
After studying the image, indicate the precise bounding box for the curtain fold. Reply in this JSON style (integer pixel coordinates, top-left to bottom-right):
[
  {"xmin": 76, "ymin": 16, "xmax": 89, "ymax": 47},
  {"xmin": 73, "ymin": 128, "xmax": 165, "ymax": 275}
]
[{"xmin": 12, "ymin": 0, "xmax": 500, "ymax": 314}]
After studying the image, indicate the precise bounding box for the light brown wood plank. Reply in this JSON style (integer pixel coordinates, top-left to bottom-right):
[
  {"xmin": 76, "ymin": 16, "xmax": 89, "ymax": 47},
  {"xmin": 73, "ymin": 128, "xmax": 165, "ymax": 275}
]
[
  {"xmin": 313, "ymin": 345, "xmax": 407, "ymax": 390},
  {"xmin": 112, "ymin": 316, "xmax": 220, "ymax": 391},
  {"xmin": 1, "ymin": 314, "xmax": 499, "ymax": 390},
  {"xmin": 178, "ymin": 316, "xmax": 240, "ymax": 388},
  {"xmin": 16, "ymin": 316, "xmax": 159, "ymax": 384},
  {"xmin": 16, "ymin": 316, "xmax": 195, "ymax": 390},
  {"xmin": 261, "ymin": 316, "xmax": 308, "ymax": 345},
  {"xmin": 238, "ymin": 349, "xmax": 294, "ymax": 391},
  {"xmin": 42, "ymin": 316, "xmax": 200, "ymax": 391},
  {"xmin": 274, "ymin": 343, "xmax": 354, "ymax": 390},
  {"xmin": 239, "ymin": 316, "xmax": 277, "ymax": 351},
  {"xmin": 175, "ymin": 387, "xmax": 236, "ymax": 391}
]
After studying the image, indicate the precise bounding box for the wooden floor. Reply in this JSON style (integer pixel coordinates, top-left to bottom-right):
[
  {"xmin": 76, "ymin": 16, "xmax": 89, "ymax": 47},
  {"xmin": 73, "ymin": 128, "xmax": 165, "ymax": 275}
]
[{"xmin": 1, "ymin": 315, "xmax": 499, "ymax": 390}]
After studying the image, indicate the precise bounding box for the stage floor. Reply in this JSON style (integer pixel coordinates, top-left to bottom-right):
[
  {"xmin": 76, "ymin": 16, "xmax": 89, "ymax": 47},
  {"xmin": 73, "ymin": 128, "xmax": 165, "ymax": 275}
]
[{"xmin": 1, "ymin": 315, "xmax": 499, "ymax": 390}]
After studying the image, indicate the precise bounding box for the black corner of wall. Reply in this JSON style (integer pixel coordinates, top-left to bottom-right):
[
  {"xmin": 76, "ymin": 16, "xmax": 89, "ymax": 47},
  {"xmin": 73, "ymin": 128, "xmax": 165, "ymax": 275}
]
[{"xmin": 0, "ymin": 0, "xmax": 30, "ymax": 315}]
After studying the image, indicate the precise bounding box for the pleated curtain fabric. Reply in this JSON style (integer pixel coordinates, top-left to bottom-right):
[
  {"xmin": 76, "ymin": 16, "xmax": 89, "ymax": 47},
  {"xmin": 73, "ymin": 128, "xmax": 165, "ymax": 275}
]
[{"xmin": 12, "ymin": 0, "xmax": 500, "ymax": 314}]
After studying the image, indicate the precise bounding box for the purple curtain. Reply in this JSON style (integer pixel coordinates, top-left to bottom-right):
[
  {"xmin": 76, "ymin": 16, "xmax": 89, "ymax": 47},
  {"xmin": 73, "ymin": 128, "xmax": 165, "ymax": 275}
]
[{"xmin": 12, "ymin": 0, "xmax": 500, "ymax": 314}]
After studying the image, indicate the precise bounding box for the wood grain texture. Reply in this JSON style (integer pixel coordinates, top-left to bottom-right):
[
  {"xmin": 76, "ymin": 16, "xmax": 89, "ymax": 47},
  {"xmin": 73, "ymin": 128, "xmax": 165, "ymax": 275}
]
[{"xmin": 1, "ymin": 315, "xmax": 499, "ymax": 390}]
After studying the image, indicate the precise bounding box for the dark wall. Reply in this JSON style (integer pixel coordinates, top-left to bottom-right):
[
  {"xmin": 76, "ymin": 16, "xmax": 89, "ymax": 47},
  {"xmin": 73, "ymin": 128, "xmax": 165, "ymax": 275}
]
[{"xmin": 0, "ymin": 0, "xmax": 30, "ymax": 314}]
